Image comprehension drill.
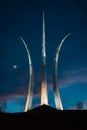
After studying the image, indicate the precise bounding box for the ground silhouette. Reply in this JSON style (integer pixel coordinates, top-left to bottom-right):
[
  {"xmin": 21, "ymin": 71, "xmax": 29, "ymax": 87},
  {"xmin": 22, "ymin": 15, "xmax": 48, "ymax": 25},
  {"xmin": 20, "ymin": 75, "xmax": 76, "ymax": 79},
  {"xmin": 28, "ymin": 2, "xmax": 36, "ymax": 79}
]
[{"xmin": 0, "ymin": 105, "xmax": 87, "ymax": 129}]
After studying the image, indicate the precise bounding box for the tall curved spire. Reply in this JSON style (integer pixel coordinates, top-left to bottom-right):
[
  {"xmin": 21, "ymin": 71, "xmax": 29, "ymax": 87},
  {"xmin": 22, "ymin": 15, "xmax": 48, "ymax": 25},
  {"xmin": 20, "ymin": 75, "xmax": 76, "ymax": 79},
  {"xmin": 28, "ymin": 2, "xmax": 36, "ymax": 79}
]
[
  {"xmin": 53, "ymin": 33, "xmax": 71, "ymax": 110},
  {"xmin": 20, "ymin": 37, "xmax": 34, "ymax": 112},
  {"xmin": 41, "ymin": 12, "xmax": 48, "ymax": 105}
]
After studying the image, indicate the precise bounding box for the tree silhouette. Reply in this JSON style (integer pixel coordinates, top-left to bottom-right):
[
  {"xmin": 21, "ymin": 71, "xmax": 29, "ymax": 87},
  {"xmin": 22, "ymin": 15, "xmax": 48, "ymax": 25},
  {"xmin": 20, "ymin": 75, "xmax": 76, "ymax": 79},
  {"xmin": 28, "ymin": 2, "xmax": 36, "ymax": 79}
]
[{"xmin": 0, "ymin": 102, "xmax": 7, "ymax": 112}]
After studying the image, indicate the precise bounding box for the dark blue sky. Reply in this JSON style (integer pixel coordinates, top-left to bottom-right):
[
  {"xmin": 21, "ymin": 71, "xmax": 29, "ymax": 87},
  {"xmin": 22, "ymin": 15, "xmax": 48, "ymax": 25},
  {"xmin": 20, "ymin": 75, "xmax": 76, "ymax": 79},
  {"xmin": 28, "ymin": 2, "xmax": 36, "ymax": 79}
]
[{"xmin": 0, "ymin": 0, "xmax": 87, "ymax": 112}]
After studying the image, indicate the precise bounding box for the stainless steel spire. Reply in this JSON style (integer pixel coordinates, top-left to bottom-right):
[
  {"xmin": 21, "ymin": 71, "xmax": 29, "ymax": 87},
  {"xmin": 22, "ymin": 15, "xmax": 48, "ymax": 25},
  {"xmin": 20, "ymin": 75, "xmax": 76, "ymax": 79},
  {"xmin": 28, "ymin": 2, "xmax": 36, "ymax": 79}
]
[
  {"xmin": 20, "ymin": 37, "xmax": 34, "ymax": 112},
  {"xmin": 41, "ymin": 12, "xmax": 48, "ymax": 105},
  {"xmin": 53, "ymin": 33, "xmax": 71, "ymax": 110}
]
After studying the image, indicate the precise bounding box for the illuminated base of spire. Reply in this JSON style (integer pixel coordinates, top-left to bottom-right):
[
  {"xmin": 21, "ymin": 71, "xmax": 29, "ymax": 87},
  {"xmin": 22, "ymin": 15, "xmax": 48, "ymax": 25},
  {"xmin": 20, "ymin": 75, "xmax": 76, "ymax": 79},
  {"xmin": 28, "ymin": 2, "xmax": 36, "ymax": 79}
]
[
  {"xmin": 41, "ymin": 82, "xmax": 48, "ymax": 105},
  {"xmin": 24, "ymin": 93, "xmax": 33, "ymax": 112},
  {"xmin": 54, "ymin": 90, "xmax": 63, "ymax": 110}
]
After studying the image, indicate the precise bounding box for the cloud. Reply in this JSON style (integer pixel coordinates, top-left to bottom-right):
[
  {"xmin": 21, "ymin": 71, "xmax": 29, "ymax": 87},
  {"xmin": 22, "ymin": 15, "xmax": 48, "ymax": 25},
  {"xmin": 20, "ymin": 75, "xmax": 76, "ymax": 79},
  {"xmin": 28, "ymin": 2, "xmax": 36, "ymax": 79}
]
[
  {"xmin": 0, "ymin": 92, "xmax": 41, "ymax": 112},
  {"xmin": 0, "ymin": 94, "xmax": 26, "ymax": 105},
  {"xmin": 58, "ymin": 67, "xmax": 87, "ymax": 88},
  {"xmin": 46, "ymin": 67, "xmax": 87, "ymax": 91},
  {"xmin": 65, "ymin": 67, "xmax": 87, "ymax": 76},
  {"xmin": 1, "ymin": 66, "xmax": 87, "ymax": 111}
]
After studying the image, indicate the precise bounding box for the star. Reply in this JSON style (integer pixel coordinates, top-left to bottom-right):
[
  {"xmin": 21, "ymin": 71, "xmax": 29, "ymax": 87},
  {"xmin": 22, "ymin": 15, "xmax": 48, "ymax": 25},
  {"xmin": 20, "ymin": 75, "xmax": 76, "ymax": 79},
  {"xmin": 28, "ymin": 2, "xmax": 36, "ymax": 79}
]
[{"xmin": 13, "ymin": 65, "xmax": 17, "ymax": 69}]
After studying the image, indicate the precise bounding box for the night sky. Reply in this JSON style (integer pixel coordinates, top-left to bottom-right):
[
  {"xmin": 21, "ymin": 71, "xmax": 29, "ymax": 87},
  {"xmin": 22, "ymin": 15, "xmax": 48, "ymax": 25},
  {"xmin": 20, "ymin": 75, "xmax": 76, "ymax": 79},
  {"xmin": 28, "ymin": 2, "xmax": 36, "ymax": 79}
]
[{"xmin": 0, "ymin": 0, "xmax": 87, "ymax": 112}]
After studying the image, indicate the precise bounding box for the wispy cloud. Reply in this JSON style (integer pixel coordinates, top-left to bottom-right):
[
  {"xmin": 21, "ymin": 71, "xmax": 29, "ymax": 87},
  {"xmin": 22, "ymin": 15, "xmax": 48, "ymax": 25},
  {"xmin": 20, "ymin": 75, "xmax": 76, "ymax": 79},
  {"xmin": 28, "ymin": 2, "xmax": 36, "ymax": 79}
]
[
  {"xmin": 58, "ymin": 67, "xmax": 87, "ymax": 88},
  {"xmin": 1, "ymin": 67, "xmax": 87, "ymax": 111},
  {"xmin": 0, "ymin": 94, "xmax": 25, "ymax": 105},
  {"xmin": 65, "ymin": 67, "xmax": 87, "ymax": 76}
]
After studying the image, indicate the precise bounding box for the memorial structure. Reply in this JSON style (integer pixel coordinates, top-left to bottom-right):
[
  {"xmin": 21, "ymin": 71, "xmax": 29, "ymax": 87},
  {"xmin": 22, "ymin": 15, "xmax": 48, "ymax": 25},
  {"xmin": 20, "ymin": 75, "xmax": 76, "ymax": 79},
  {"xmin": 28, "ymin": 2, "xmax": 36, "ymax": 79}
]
[{"xmin": 20, "ymin": 12, "xmax": 70, "ymax": 111}]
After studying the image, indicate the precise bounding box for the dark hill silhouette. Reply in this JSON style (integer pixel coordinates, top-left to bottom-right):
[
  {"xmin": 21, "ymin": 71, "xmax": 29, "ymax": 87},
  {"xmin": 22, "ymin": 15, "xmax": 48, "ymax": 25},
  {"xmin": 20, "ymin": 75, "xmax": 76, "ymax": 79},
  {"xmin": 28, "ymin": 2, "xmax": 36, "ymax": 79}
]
[{"xmin": 0, "ymin": 105, "xmax": 87, "ymax": 130}]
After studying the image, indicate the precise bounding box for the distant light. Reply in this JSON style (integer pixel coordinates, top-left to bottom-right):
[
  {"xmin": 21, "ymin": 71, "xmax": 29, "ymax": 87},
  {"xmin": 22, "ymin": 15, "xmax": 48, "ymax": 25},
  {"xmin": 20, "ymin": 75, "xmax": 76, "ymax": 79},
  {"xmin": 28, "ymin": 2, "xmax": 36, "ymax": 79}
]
[{"xmin": 13, "ymin": 65, "xmax": 17, "ymax": 69}]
